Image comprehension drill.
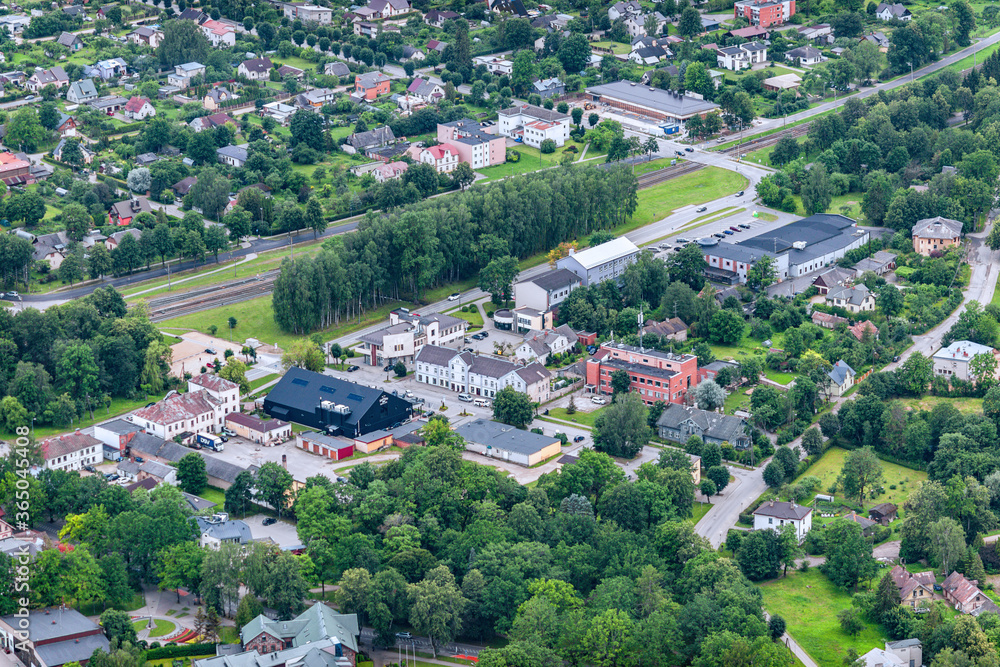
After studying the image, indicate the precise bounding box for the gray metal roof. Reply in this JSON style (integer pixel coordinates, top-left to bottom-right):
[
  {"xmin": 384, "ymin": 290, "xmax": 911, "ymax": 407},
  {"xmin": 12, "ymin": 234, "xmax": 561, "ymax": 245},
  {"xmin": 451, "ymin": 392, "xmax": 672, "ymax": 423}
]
[
  {"xmin": 1, "ymin": 608, "xmax": 103, "ymax": 643},
  {"xmin": 586, "ymin": 81, "xmax": 719, "ymax": 118},
  {"xmin": 912, "ymin": 216, "xmax": 962, "ymax": 239},
  {"xmin": 194, "ymin": 516, "xmax": 252, "ymax": 542},
  {"xmin": 416, "ymin": 344, "xmax": 461, "ymax": 367},
  {"xmin": 141, "ymin": 459, "xmax": 174, "ymax": 479},
  {"xmin": 99, "ymin": 418, "xmax": 142, "ymax": 435},
  {"xmin": 36, "ymin": 634, "xmax": 110, "ymax": 666},
  {"xmin": 657, "ymin": 403, "xmax": 748, "ymax": 443},
  {"xmin": 828, "ymin": 359, "xmax": 855, "ymax": 385},
  {"xmin": 456, "ymin": 418, "xmax": 559, "ymax": 455},
  {"xmin": 752, "ymin": 500, "xmax": 812, "ymax": 520}
]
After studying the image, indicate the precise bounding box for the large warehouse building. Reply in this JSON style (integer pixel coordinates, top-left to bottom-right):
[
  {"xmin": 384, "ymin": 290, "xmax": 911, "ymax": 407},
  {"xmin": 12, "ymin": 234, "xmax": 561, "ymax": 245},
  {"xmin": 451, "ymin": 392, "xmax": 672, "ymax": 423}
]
[
  {"xmin": 584, "ymin": 81, "xmax": 720, "ymax": 128},
  {"xmin": 263, "ymin": 367, "xmax": 413, "ymax": 438},
  {"xmin": 703, "ymin": 213, "xmax": 869, "ymax": 285}
]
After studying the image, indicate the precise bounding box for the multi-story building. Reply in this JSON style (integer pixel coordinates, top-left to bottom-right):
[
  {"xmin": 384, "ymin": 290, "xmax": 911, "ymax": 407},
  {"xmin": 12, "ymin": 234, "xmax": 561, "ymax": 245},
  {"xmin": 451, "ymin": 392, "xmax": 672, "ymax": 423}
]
[
  {"xmin": 437, "ymin": 118, "xmax": 507, "ymax": 168},
  {"xmin": 514, "ymin": 267, "xmax": 582, "ymax": 312},
  {"xmin": 130, "ymin": 390, "xmax": 229, "ymax": 439},
  {"xmin": 912, "ymin": 216, "xmax": 962, "ymax": 256},
  {"xmin": 189, "ymin": 373, "xmax": 241, "ymax": 415},
  {"xmin": 716, "ymin": 42, "xmax": 769, "ymax": 70},
  {"xmin": 39, "ymin": 431, "xmax": 103, "ymax": 472},
  {"xmin": 415, "ymin": 345, "xmax": 551, "ymax": 403},
  {"xmin": 282, "ymin": 3, "xmax": 332, "ymax": 22},
  {"xmin": 733, "ymin": 0, "xmax": 795, "ymax": 27},
  {"xmin": 585, "ymin": 342, "xmax": 698, "ymax": 405},
  {"xmin": 498, "ymin": 103, "xmax": 571, "ymax": 148},
  {"xmin": 556, "ymin": 237, "xmax": 640, "ymax": 286},
  {"xmin": 0, "ymin": 608, "xmax": 110, "ymax": 667},
  {"xmin": 359, "ymin": 308, "xmax": 467, "ymax": 366},
  {"xmin": 234, "ymin": 605, "xmax": 359, "ymax": 666},
  {"xmin": 514, "ymin": 325, "xmax": 578, "ymax": 364},
  {"xmin": 200, "ymin": 19, "xmax": 236, "ymax": 46},
  {"xmin": 420, "ymin": 143, "xmax": 460, "ymax": 173},
  {"xmin": 932, "ymin": 340, "xmax": 1000, "ymax": 383},
  {"xmin": 94, "ymin": 418, "xmax": 142, "ymax": 460},
  {"xmin": 355, "ymin": 71, "xmax": 391, "ymax": 100},
  {"xmin": 752, "ymin": 500, "xmax": 812, "ymax": 541}
]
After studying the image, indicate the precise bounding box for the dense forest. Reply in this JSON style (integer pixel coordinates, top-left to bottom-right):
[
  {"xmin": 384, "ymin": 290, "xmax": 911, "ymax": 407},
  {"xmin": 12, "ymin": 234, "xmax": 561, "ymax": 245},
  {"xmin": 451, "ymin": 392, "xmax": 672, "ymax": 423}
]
[{"xmin": 271, "ymin": 165, "xmax": 639, "ymax": 333}]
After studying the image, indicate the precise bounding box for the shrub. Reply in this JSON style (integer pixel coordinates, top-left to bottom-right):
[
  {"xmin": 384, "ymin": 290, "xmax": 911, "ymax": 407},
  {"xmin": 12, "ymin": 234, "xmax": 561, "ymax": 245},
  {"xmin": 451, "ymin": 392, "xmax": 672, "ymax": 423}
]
[
  {"xmin": 146, "ymin": 644, "xmax": 218, "ymax": 659},
  {"xmin": 487, "ymin": 311, "xmax": 494, "ymax": 318},
  {"xmin": 540, "ymin": 139, "xmax": 557, "ymax": 154}
]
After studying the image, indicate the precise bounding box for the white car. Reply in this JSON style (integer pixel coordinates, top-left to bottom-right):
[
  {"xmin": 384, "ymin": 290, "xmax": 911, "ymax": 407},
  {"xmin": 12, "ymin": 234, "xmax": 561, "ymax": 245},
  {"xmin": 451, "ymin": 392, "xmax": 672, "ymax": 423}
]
[
  {"xmin": 458, "ymin": 393, "xmax": 473, "ymax": 402},
  {"xmin": 448, "ymin": 293, "xmax": 461, "ymax": 301},
  {"xmin": 592, "ymin": 396, "xmax": 607, "ymax": 405}
]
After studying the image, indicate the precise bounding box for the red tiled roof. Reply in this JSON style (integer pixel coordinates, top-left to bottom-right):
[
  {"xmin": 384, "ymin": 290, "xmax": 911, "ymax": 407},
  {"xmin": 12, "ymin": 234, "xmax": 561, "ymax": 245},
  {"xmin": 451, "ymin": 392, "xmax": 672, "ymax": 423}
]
[
  {"xmin": 849, "ymin": 320, "xmax": 878, "ymax": 341},
  {"xmin": 41, "ymin": 431, "xmax": 101, "ymax": 461},
  {"xmin": 425, "ymin": 143, "xmax": 457, "ymax": 159},
  {"xmin": 124, "ymin": 96, "xmax": 150, "ymax": 113},
  {"xmin": 189, "ymin": 373, "xmax": 239, "ymax": 393},
  {"xmin": 132, "ymin": 390, "xmax": 219, "ymax": 425}
]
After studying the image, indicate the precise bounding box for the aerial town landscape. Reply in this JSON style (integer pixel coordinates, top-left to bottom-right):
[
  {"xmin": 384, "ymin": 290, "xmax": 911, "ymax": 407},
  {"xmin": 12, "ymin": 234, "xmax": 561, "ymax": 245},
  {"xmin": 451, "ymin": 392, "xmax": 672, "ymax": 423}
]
[{"xmin": 0, "ymin": 0, "xmax": 1000, "ymax": 664}]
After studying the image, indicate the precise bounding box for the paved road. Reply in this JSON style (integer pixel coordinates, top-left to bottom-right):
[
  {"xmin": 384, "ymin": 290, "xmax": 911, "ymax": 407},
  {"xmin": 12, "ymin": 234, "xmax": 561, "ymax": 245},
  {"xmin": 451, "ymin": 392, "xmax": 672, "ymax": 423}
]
[{"xmin": 709, "ymin": 29, "xmax": 1000, "ymax": 147}]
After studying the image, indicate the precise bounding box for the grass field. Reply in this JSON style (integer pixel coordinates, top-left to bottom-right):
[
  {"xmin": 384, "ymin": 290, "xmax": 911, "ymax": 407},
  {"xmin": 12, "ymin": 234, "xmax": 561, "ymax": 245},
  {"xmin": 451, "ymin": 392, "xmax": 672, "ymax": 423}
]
[
  {"xmin": 547, "ymin": 405, "xmax": 602, "ymax": 427},
  {"xmin": 691, "ymin": 500, "xmax": 712, "ymax": 524},
  {"xmin": 145, "ymin": 657, "xmax": 214, "ymax": 667},
  {"xmin": 761, "ymin": 568, "xmax": 885, "ymax": 667},
  {"xmin": 30, "ymin": 393, "xmax": 170, "ymax": 440},
  {"xmin": 630, "ymin": 168, "xmax": 749, "ymax": 228},
  {"xmin": 790, "ymin": 446, "xmax": 927, "ymax": 514},
  {"xmin": 132, "ymin": 618, "xmax": 175, "ymax": 638},
  {"xmin": 249, "ymin": 373, "xmax": 280, "ymax": 390},
  {"xmin": 446, "ymin": 306, "xmax": 484, "ymax": 329},
  {"xmin": 896, "ymin": 396, "xmax": 984, "ymax": 414},
  {"xmin": 475, "ymin": 141, "xmax": 589, "ymax": 183},
  {"xmin": 633, "ymin": 157, "xmax": 677, "ymax": 176},
  {"xmin": 945, "ymin": 40, "xmax": 1000, "ymax": 73},
  {"xmin": 197, "ymin": 486, "xmax": 226, "ymax": 508}
]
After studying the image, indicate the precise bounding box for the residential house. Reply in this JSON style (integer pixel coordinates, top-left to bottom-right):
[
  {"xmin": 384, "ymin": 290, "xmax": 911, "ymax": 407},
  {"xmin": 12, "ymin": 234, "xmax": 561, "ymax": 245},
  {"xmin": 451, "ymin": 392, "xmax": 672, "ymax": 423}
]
[
  {"xmin": 763, "ymin": 73, "xmax": 802, "ymax": 92},
  {"xmin": 623, "ymin": 12, "xmax": 667, "ymax": 38},
  {"xmin": 39, "ymin": 431, "xmax": 102, "ymax": 472},
  {"xmin": 890, "ymin": 566, "xmax": 936, "ymax": 609},
  {"xmin": 277, "ymin": 65, "xmax": 304, "ymax": 80},
  {"xmin": 189, "ymin": 112, "xmax": 234, "ymax": 132},
  {"xmin": 94, "ymin": 418, "xmax": 142, "ymax": 460},
  {"xmin": 876, "ymin": 2, "xmax": 912, "ymax": 20},
  {"xmin": 514, "ymin": 324, "xmax": 578, "ymax": 364},
  {"xmin": 854, "ymin": 250, "xmax": 897, "ymax": 276},
  {"xmin": 825, "ymin": 284, "xmax": 875, "ymax": 312},
  {"xmin": 513, "ymin": 268, "xmax": 582, "ymax": 313},
  {"xmin": 134, "ymin": 152, "xmax": 161, "ymax": 167},
  {"xmin": 118, "ymin": 459, "xmax": 177, "ymax": 486},
  {"xmin": 90, "ymin": 58, "xmax": 127, "ymax": 80},
  {"xmin": 754, "ymin": 501, "xmax": 812, "ymax": 540},
  {"xmin": 217, "ymin": 144, "xmax": 249, "ymax": 168},
  {"xmin": 642, "ymin": 317, "xmax": 689, "ymax": 342},
  {"xmin": 427, "ymin": 39, "xmax": 448, "ymax": 53},
  {"xmin": 324, "ymin": 61, "xmax": 351, "ymax": 78},
  {"xmin": 414, "ymin": 345, "xmax": 552, "ymax": 402},
  {"xmin": 53, "ymin": 138, "xmax": 94, "ymax": 165},
  {"xmin": 406, "ymin": 77, "xmax": 445, "ymax": 104},
  {"xmin": 942, "ymin": 571, "xmax": 997, "ymax": 614},
  {"xmin": 425, "ymin": 9, "xmax": 459, "ymax": 26},
  {"xmin": 237, "ymin": 604, "xmax": 359, "ymax": 664},
  {"xmin": 89, "ymin": 95, "xmax": 128, "ymax": 114},
  {"xmin": 656, "ymin": 403, "xmax": 751, "ymax": 448},
  {"xmin": 172, "ymin": 176, "xmax": 197, "ymax": 197},
  {"xmin": 812, "ymin": 266, "xmax": 855, "ymax": 294},
  {"xmin": 609, "ymin": 0, "xmax": 643, "ymax": 19},
  {"xmin": 189, "ymin": 373, "xmax": 241, "ymax": 415},
  {"xmin": 130, "ymin": 389, "xmax": 231, "ymax": 439},
  {"xmin": 203, "ymin": 86, "xmax": 238, "ymax": 111},
  {"xmin": 420, "ymin": 143, "xmax": 461, "ymax": 173},
  {"xmin": 716, "ymin": 42, "xmax": 768, "ymax": 71},
  {"xmin": 56, "ymin": 31, "xmax": 83, "ymax": 50},
  {"xmin": 108, "ymin": 197, "xmax": 153, "ymax": 225},
  {"xmin": 127, "ymin": 26, "xmax": 164, "ymax": 48},
  {"xmin": 586, "ymin": 342, "xmax": 698, "ymax": 405},
  {"xmin": 194, "ymin": 514, "xmax": 252, "ymax": 549},
  {"xmin": 347, "ymin": 126, "xmax": 396, "ymax": 153},
  {"xmin": 26, "ymin": 66, "xmax": 68, "ymax": 92},
  {"xmin": 698, "ymin": 359, "xmax": 739, "ymax": 385},
  {"xmin": 458, "ymin": 419, "xmax": 561, "ymax": 466},
  {"xmin": 0, "ymin": 71, "xmax": 26, "ymax": 87},
  {"xmin": 353, "ymin": 22, "xmax": 380, "ymax": 38},
  {"xmin": 861, "ymin": 31, "xmax": 891, "ymax": 50},
  {"xmin": 495, "ymin": 306, "xmax": 553, "ymax": 333},
  {"xmin": 261, "ymin": 101, "xmax": 296, "ymax": 124},
  {"xmin": 238, "ymin": 57, "xmax": 273, "ymax": 80},
  {"xmin": 556, "ymin": 237, "xmax": 640, "ymax": 286},
  {"xmin": 54, "ymin": 112, "xmax": 76, "ymax": 137},
  {"xmin": 178, "ymin": 7, "xmax": 209, "ymax": 21},
  {"xmin": 295, "ymin": 87, "xmax": 337, "ymax": 111},
  {"xmin": 629, "ymin": 44, "xmax": 671, "ymax": 65},
  {"xmin": 282, "ymin": 3, "xmax": 333, "ymax": 23},
  {"xmin": 359, "ymin": 307, "xmax": 467, "ymax": 366},
  {"xmin": 730, "ymin": 25, "xmax": 772, "ymax": 39},
  {"xmin": 843, "ymin": 511, "xmax": 878, "ymax": 536},
  {"xmin": 812, "ymin": 310, "xmax": 847, "ymax": 329},
  {"xmin": 437, "ymin": 118, "xmax": 507, "ymax": 168},
  {"xmin": 798, "ymin": 23, "xmax": 832, "ymax": 40},
  {"xmin": 733, "ymin": 0, "xmax": 795, "ymax": 27},
  {"xmin": 532, "ymin": 77, "xmax": 565, "ymax": 99},
  {"xmin": 105, "ymin": 228, "xmax": 142, "ymax": 250},
  {"xmin": 373, "ymin": 160, "xmax": 408, "ymax": 182},
  {"xmin": 828, "ymin": 359, "xmax": 856, "ymax": 397},
  {"xmin": 474, "ymin": 56, "xmax": 514, "ymax": 74},
  {"xmin": 498, "ymin": 103, "xmax": 571, "ymax": 148},
  {"xmin": 225, "ymin": 413, "xmax": 291, "ymax": 444},
  {"xmin": 912, "ymin": 216, "xmax": 962, "ymax": 255},
  {"xmin": 487, "ymin": 0, "xmax": 528, "ymax": 15},
  {"xmin": 861, "ymin": 641, "xmax": 923, "ymax": 667},
  {"xmin": 869, "ymin": 503, "xmax": 898, "ymax": 525},
  {"xmin": 123, "ymin": 96, "xmax": 155, "ymax": 120},
  {"xmin": 355, "ymin": 71, "xmax": 391, "ymax": 100},
  {"xmin": 168, "ymin": 62, "xmax": 206, "ymax": 88},
  {"xmin": 785, "ymin": 45, "xmax": 825, "ymax": 65},
  {"xmin": 0, "ymin": 609, "xmax": 110, "ymax": 667},
  {"xmin": 933, "ymin": 340, "xmax": 1000, "ymax": 383},
  {"xmin": 200, "ymin": 19, "xmax": 236, "ymax": 46},
  {"xmin": 849, "ymin": 320, "xmax": 879, "ymax": 342},
  {"xmin": 0, "ymin": 15, "xmax": 30, "ymax": 35},
  {"xmin": 63, "ymin": 6, "xmax": 87, "ymax": 18},
  {"xmin": 361, "ymin": 0, "xmax": 411, "ymax": 18}
]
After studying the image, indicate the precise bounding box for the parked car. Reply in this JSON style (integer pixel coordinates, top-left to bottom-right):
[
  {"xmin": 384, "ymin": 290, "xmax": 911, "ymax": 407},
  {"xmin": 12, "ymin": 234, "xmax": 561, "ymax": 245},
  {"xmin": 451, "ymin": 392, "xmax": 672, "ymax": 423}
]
[
  {"xmin": 458, "ymin": 393, "xmax": 473, "ymax": 402},
  {"xmin": 396, "ymin": 632, "xmax": 412, "ymax": 640},
  {"xmin": 592, "ymin": 396, "xmax": 607, "ymax": 405},
  {"xmin": 471, "ymin": 332, "xmax": 485, "ymax": 340},
  {"xmin": 675, "ymin": 150, "xmax": 684, "ymax": 157},
  {"xmin": 134, "ymin": 456, "xmax": 144, "ymax": 463},
  {"xmin": 480, "ymin": 331, "xmax": 488, "ymax": 338},
  {"xmin": 23, "ymin": 95, "xmax": 34, "ymax": 101},
  {"xmin": 346, "ymin": 365, "xmax": 360, "ymax": 372},
  {"xmin": 205, "ymin": 348, "xmax": 217, "ymax": 355},
  {"xmin": 384, "ymin": 363, "xmax": 395, "ymax": 371},
  {"xmin": 573, "ymin": 435, "xmax": 585, "ymax": 442},
  {"xmin": 685, "ymin": 147, "xmax": 694, "ymax": 152},
  {"xmin": 473, "ymin": 398, "xmax": 491, "ymax": 408},
  {"xmin": 723, "ymin": 230, "xmax": 734, "ymax": 235},
  {"xmin": 738, "ymin": 223, "xmax": 751, "ymax": 229},
  {"xmin": 586, "ymin": 345, "xmax": 597, "ymax": 354},
  {"xmin": 696, "ymin": 206, "xmax": 707, "ymax": 212},
  {"xmin": 83, "ymin": 465, "xmax": 96, "ymax": 473},
  {"xmin": 448, "ymin": 293, "xmax": 461, "ymax": 301},
  {"xmin": 336, "ymin": 476, "xmax": 348, "ymax": 483},
  {"xmin": 222, "ymin": 428, "xmax": 236, "ymax": 437},
  {"xmin": 730, "ymin": 226, "xmax": 740, "ymax": 232},
  {"xmin": 262, "ymin": 517, "xmax": 277, "ymax": 526},
  {"xmin": 713, "ymin": 232, "xmax": 725, "ymax": 238},
  {"xmin": 716, "ymin": 137, "xmax": 727, "ymax": 143}
]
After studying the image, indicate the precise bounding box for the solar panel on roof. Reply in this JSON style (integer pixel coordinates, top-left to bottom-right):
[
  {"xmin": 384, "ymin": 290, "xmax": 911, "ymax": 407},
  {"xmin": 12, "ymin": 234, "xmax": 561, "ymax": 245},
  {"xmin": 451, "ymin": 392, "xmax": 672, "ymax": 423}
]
[
  {"xmin": 291, "ymin": 378, "xmax": 309, "ymax": 386},
  {"xmin": 346, "ymin": 393, "xmax": 364, "ymax": 402},
  {"xmin": 319, "ymin": 385, "xmax": 336, "ymax": 394}
]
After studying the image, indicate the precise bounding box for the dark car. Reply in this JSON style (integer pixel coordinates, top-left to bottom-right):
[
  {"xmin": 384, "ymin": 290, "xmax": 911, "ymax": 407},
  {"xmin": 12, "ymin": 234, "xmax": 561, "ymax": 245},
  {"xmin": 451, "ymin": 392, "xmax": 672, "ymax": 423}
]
[
  {"xmin": 384, "ymin": 363, "xmax": 395, "ymax": 372},
  {"xmin": 735, "ymin": 190, "xmax": 745, "ymax": 197},
  {"xmin": 336, "ymin": 476, "xmax": 348, "ymax": 483},
  {"xmin": 134, "ymin": 456, "xmax": 144, "ymax": 463},
  {"xmin": 481, "ymin": 331, "xmax": 489, "ymax": 338},
  {"xmin": 262, "ymin": 517, "xmax": 277, "ymax": 526},
  {"xmin": 105, "ymin": 473, "xmax": 119, "ymax": 481},
  {"xmin": 347, "ymin": 365, "xmax": 360, "ymax": 372},
  {"xmin": 696, "ymin": 206, "xmax": 707, "ymax": 212},
  {"xmin": 738, "ymin": 223, "xmax": 751, "ymax": 229},
  {"xmin": 713, "ymin": 232, "xmax": 725, "ymax": 238},
  {"xmin": 675, "ymin": 150, "xmax": 684, "ymax": 157},
  {"xmin": 205, "ymin": 348, "xmax": 217, "ymax": 355},
  {"xmin": 586, "ymin": 345, "xmax": 597, "ymax": 354},
  {"xmin": 685, "ymin": 147, "xmax": 694, "ymax": 152},
  {"xmin": 83, "ymin": 465, "xmax": 96, "ymax": 473},
  {"xmin": 893, "ymin": 355, "xmax": 900, "ymax": 362},
  {"xmin": 723, "ymin": 230, "xmax": 734, "ymax": 235},
  {"xmin": 573, "ymin": 435, "xmax": 585, "ymax": 443}
]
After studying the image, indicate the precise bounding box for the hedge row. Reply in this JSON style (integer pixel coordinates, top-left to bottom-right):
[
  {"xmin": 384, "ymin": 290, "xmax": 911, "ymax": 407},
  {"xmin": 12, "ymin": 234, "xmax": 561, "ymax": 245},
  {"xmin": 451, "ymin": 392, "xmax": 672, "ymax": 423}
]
[{"xmin": 145, "ymin": 643, "xmax": 219, "ymax": 659}]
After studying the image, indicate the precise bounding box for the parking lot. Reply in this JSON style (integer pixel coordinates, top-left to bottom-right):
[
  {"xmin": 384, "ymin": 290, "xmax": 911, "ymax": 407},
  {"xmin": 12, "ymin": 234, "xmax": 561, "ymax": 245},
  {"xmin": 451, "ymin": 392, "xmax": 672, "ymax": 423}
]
[{"xmin": 242, "ymin": 513, "xmax": 300, "ymax": 548}]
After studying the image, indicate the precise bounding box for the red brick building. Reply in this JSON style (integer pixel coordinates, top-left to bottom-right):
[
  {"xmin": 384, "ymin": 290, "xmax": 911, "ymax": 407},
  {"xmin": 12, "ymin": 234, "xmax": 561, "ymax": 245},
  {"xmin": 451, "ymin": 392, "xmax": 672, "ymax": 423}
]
[
  {"xmin": 585, "ymin": 342, "xmax": 698, "ymax": 405},
  {"xmin": 232, "ymin": 604, "xmax": 360, "ymax": 667}
]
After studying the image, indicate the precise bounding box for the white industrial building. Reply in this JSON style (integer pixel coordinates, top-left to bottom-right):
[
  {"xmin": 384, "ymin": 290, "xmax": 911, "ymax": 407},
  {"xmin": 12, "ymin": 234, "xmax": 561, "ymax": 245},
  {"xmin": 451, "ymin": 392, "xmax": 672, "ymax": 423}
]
[{"xmin": 556, "ymin": 237, "xmax": 640, "ymax": 286}]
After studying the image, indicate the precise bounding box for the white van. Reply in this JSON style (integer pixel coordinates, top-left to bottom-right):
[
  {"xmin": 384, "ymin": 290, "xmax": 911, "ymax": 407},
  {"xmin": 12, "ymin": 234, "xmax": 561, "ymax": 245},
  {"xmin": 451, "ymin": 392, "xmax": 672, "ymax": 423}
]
[
  {"xmin": 458, "ymin": 393, "xmax": 473, "ymax": 402},
  {"xmin": 474, "ymin": 398, "xmax": 491, "ymax": 408}
]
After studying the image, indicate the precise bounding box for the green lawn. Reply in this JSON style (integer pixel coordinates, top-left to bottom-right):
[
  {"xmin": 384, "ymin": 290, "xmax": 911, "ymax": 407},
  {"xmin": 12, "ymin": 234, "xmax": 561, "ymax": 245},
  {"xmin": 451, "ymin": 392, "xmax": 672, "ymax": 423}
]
[
  {"xmin": 723, "ymin": 386, "xmax": 751, "ymax": 416},
  {"xmin": 249, "ymin": 373, "xmax": 280, "ymax": 390},
  {"xmin": 547, "ymin": 405, "xmax": 602, "ymax": 427},
  {"xmin": 30, "ymin": 393, "xmax": 170, "ymax": 440},
  {"xmin": 146, "ymin": 657, "xmax": 215, "ymax": 667},
  {"xmin": 630, "ymin": 168, "xmax": 749, "ymax": 228},
  {"xmin": 895, "ymin": 396, "xmax": 984, "ymax": 414},
  {"xmin": 992, "ymin": 269, "xmax": 1000, "ymax": 308},
  {"xmin": 691, "ymin": 500, "xmax": 712, "ymax": 525},
  {"xmin": 945, "ymin": 40, "xmax": 1000, "ymax": 73},
  {"xmin": 446, "ymin": 306, "xmax": 484, "ymax": 329},
  {"xmin": 475, "ymin": 141, "xmax": 589, "ymax": 182},
  {"xmin": 790, "ymin": 446, "xmax": 928, "ymax": 515},
  {"xmin": 633, "ymin": 157, "xmax": 677, "ymax": 176},
  {"xmin": 196, "ymin": 486, "xmax": 226, "ymax": 508},
  {"xmin": 132, "ymin": 618, "xmax": 175, "ymax": 638},
  {"xmin": 761, "ymin": 568, "xmax": 885, "ymax": 667}
]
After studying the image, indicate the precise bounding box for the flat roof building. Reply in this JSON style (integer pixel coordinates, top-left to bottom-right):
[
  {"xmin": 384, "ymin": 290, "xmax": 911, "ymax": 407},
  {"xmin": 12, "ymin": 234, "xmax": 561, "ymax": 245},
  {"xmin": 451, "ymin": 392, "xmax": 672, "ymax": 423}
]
[
  {"xmin": 556, "ymin": 237, "xmax": 640, "ymax": 286},
  {"xmin": 457, "ymin": 418, "xmax": 561, "ymax": 466},
  {"xmin": 585, "ymin": 81, "xmax": 720, "ymax": 125}
]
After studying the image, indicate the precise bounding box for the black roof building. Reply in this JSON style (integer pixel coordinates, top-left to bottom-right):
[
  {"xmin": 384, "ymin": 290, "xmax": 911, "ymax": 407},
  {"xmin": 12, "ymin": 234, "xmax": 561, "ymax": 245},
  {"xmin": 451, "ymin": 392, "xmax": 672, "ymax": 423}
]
[{"xmin": 264, "ymin": 367, "xmax": 413, "ymax": 437}]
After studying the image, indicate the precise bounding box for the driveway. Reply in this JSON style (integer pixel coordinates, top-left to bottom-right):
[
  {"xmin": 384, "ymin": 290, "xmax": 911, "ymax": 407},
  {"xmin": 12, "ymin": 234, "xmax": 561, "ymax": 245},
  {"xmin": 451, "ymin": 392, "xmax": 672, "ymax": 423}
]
[{"xmin": 242, "ymin": 514, "xmax": 301, "ymax": 548}]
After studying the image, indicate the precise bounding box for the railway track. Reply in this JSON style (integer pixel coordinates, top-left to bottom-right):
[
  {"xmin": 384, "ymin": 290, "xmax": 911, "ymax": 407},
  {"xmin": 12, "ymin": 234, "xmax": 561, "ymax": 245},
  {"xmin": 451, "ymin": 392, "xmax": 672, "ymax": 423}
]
[
  {"xmin": 147, "ymin": 270, "xmax": 279, "ymax": 322},
  {"xmin": 636, "ymin": 160, "xmax": 705, "ymax": 188}
]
